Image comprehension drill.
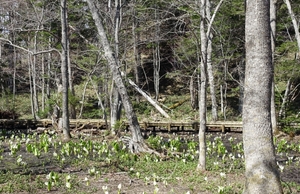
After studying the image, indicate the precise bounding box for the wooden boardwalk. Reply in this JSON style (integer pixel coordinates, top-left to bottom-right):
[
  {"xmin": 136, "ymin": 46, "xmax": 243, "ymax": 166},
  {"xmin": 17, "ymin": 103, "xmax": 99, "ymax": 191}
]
[{"xmin": 0, "ymin": 119, "xmax": 243, "ymax": 133}]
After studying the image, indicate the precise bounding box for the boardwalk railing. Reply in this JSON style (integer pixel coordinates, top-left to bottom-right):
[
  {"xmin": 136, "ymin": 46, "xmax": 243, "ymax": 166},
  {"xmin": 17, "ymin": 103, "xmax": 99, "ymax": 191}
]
[{"xmin": 0, "ymin": 119, "xmax": 243, "ymax": 133}]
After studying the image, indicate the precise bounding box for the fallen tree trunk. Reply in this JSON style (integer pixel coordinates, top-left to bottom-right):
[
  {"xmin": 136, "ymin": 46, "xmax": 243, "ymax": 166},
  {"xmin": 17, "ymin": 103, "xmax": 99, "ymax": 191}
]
[
  {"xmin": 168, "ymin": 97, "xmax": 189, "ymax": 109},
  {"xmin": 128, "ymin": 79, "xmax": 170, "ymax": 118}
]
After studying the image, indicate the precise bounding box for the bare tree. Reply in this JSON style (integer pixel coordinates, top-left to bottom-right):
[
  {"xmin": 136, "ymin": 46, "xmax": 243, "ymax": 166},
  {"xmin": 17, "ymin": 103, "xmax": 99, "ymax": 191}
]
[
  {"xmin": 197, "ymin": 0, "xmax": 208, "ymax": 171},
  {"xmin": 197, "ymin": 0, "xmax": 223, "ymax": 171},
  {"xmin": 60, "ymin": 0, "xmax": 71, "ymax": 140},
  {"xmin": 206, "ymin": 0, "xmax": 218, "ymax": 121},
  {"xmin": 243, "ymin": 0, "xmax": 282, "ymax": 193},
  {"xmin": 86, "ymin": 0, "xmax": 155, "ymax": 153},
  {"xmin": 153, "ymin": 3, "xmax": 161, "ymax": 101}
]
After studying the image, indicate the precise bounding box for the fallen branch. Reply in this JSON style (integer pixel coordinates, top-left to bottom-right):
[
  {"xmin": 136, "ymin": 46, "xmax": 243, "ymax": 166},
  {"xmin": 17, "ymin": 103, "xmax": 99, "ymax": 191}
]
[{"xmin": 128, "ymin": 79, "xmax": 170, "ymax": 118}]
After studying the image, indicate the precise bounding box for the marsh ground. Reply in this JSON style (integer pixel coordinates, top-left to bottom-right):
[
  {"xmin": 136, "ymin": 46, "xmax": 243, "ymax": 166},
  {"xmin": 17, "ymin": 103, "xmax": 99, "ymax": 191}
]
[{"xmin": 0, "ymin": 130, "xmax": 299, "ymax": 194}]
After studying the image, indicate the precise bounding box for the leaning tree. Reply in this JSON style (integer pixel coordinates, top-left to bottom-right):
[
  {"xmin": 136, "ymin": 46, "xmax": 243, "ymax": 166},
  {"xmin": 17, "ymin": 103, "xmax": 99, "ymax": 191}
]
[{"xmin": 86, "ymin": 0, "xmax": 157, "ymax": 153}]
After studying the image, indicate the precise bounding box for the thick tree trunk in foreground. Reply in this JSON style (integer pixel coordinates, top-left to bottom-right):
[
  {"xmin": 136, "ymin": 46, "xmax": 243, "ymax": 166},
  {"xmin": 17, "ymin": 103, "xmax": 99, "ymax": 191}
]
[
  {"xmin": 87, "ymin": 0, "xmax": 150, "ymax": 153},
  {"xmin": 243, "ymin": 0, "xmax": 282, "ymax": 193}
]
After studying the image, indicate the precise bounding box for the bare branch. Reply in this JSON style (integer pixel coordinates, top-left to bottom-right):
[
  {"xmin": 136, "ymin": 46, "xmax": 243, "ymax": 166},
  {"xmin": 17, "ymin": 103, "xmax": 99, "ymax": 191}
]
[{"xmin": 0, "ymin": 37, "xmax": 61, "ymax": 56}]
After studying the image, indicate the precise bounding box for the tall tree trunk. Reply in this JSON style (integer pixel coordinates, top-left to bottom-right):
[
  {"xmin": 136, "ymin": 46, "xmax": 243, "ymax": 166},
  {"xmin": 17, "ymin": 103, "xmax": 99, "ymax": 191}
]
[
  {"xmin": 68, "ymin": 50, "xmax": 76, "ymax": 119},
  {"xmin": 110, "ymin": 0, "xmax": 122, "ymax": 132},
  {"xmin": 61, "ymin": 0, "xmax": 71, "ymax": 140},
  {"xmin": 270, "ymin": 0, "xmax": 278, "ymax": 133},
  {"xmin": 243, "ymin": 0, "xmax": 282, "ymax": 193},
  {"xmin": 32, "ymin": 30, "xmax": 39, "ymax": 119},
  {"xmin": 206, "ymin": 0, "xmax": 218, "ymax": 121},
  {"xmin": 41, "ymin": 53, "xmax": 45, "ymax": 112},
  {"xmin": 12, "ymin": 36, "xmax": 16, "ymax": 119},
  {"xmin": 132, "ymin": 0, "xmax": 141, "ymax": 103},
  {"xmin": 87, "ymin": 0, "xmax": 150, "ymax": 153},
  {"xmin": 197, "ymin": 0, "xmax": 208, "ymax": 171},
  {"xmin": 238, "ymin": 59, "xmax": 245, "ymax": 115},
  {"xmin": 47, "ymin": 38, "xmax": 51, "ymax": 101},
  {"xmin": 153, "ymin": 6, "xmax": 161, "ymax": 101},
  {"xmin": 153, "ymin": 43, "xmax": 161, "ymax": 101},
  {"xmin": 28, "ymin": 54, "xmax": 35, "ymax": 119}
]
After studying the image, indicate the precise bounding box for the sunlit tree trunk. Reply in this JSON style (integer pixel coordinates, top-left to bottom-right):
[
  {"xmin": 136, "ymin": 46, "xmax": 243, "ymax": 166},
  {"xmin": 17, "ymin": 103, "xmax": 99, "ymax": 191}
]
[
  {"xmin": 197, "ymin": 0, "xmax": 207, "ymax": 171},
  {"xmin": 270, "ymin": 0, "xmax": 278, "ymax": 133},
  {"xmin": 32, "ymin": 29, "xmax": 40, "ymax": 119},
  {"xmin": 153, "ymin": 5, "xmax": 161, "ymax": 101},
  {"xmin": 243, "ymin": 0, "xmax": 282, "ymax": 193},
  {"xmin": 111, "ymin": 88, "xmax": 122, "ymax": 131},
  {"xmin": 68, "ymin": 50, "xmax": 76, "ymax": 119},
  {"xmin": 60, "ymin": 0, "xmax": 71, "ymax": 140},
  {"xmin": 206, "ymin": 0, "xmax": 218, "ymax": 121}
]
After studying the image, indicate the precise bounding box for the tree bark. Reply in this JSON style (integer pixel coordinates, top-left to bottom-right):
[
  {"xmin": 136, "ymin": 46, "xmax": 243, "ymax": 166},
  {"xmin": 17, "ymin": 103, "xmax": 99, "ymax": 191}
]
[
  {"xmin": 270, "ymin": 0, "xmax": 278, "ymax": 133},
  {"xmin": 243, "ymin": 0, "xmax": 282, "ymax": 193},
  {"xmin": 60, "ymin": 0, "xmax": 71, "ymax": 140},
  {"xmin": 110, "ymin": 0, "xmax": 122, "ymax": 134},
  {"xmin": 238, "ymin": 59, "xmax": 245, "ymax": 115},
  {"xmin": 197, "ymin": 0, "xmax": 208, "ymax": 171},
  {"xmin": 28, "ymin": 54, "xmax": 35, "ymax": 119},
  {"xmin": 110, "ymin": 0, "xmax": 122, "ymax": 132},
  {"xmin": 68, "ymin": 55, "xmax": 76, "ymax": 119},
  {"xmin": 32, "ymin": 30, "xmax": 39, "ymax": 119},
  {"xmin": 110, "ymin": 88, "xmax": 122, "ymax": 131},
  {"xmin": 153, "ymin": 5, "xmax": 161, "ymax": 101}
]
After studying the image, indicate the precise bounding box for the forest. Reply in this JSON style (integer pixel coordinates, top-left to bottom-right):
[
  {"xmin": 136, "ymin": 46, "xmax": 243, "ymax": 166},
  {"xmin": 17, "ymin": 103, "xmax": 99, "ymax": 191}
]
[
  {"xmin": 0, "ymin": 0, "xmax": 300, "ymax": 193},
  {"xmin": 0, "ymin": 0, "xmax": 300, "ymax": 131}
]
